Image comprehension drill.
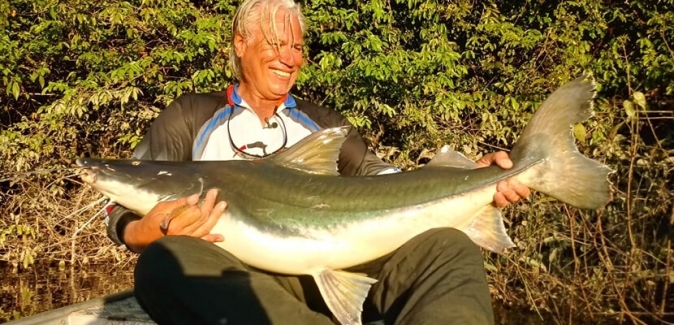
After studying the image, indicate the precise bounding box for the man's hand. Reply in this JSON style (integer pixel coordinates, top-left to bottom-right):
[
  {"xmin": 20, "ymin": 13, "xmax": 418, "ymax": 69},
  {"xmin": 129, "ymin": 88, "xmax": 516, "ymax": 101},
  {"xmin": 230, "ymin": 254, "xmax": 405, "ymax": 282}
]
[
  {"xmin": 476, "ymin": 151, "xmax": 531, "ymax": 208},
  {"xmin": 124, "ymin": 189, "xmax": 227, "ymax": 253}
]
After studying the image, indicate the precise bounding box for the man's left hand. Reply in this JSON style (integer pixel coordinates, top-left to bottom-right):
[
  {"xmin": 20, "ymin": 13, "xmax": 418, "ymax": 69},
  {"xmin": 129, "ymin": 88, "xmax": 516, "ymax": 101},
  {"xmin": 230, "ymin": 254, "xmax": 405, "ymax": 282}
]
[{"xmin": 476, "ymin": 151, "xmax": 531, "ymax": 208}]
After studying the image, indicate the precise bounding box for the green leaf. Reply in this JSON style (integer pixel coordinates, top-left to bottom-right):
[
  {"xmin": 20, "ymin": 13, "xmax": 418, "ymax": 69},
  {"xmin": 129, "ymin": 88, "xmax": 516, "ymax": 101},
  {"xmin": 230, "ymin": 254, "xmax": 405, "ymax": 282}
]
[
  {"xmin": 623, "ymin": 100, "xmax": 635, "ymax": 118},
  {"xmin": 632, "ymin": 91, "xmax": 647, "ymax": 110},
  {"xmin": 573, "ymin": 123, "xmax": 587, "ymax": 143},
  {"xmin": 11, "ymin": 81, "xmax": 19, "ymax": 100}
]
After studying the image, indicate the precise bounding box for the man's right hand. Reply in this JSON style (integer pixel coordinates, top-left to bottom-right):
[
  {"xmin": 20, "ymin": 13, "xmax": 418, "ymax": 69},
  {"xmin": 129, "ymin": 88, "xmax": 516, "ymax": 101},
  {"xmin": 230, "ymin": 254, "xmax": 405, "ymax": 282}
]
[{"xmin": 123, "ymin": 189, "xmax": 227, "ymax": 253}]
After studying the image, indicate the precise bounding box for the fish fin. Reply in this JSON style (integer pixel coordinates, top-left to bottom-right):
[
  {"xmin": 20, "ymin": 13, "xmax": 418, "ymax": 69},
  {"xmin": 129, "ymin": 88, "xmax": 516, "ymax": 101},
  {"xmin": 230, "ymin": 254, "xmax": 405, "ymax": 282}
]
[
  {"xmin": 314, "ymin": 269, "xmax": 377, "ymax": 325},
  {"xmin": 425, "ymin": 145, "xmax": 478, "ymax": 169},
  {"xmin": 461, "ymin": 205, "xmax": 515, "ymax": 254},
  {"xmin": 510, "ymin": 75, "xmax": 614, "ymax": 209},
  {"xmin": 271, "ymin": 126, "xmax": 350, "ymax": 175}
]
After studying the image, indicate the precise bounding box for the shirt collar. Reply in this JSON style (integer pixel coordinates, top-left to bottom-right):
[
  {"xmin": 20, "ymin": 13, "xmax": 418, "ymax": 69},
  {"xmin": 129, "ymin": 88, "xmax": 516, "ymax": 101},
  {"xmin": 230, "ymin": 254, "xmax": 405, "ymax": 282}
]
[{"xmin": 226, "ymin": 84, "xmax": 297, "ymax": 110}]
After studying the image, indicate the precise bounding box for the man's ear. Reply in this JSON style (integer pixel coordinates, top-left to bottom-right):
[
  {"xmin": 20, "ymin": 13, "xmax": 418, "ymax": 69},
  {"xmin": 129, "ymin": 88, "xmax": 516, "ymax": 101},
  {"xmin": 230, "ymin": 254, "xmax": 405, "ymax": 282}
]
[{"xmin": 234, "ymin": 33, "xmax": 246, "ymax": 57}]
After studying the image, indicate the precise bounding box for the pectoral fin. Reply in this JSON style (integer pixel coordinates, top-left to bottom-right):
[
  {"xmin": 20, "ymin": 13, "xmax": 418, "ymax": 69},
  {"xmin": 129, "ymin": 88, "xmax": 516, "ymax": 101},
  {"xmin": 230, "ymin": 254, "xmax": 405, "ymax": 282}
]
[
  {"xmin": 424, "ymin": 145, "xmax": 478, "ymax": 169},
  {"xmin": 270, "ymin": 126, "xmax": 350, "ymax": 176},
  {"xmin": 313, "ymin": 269, "xmax": 377, "ymax": 325}
]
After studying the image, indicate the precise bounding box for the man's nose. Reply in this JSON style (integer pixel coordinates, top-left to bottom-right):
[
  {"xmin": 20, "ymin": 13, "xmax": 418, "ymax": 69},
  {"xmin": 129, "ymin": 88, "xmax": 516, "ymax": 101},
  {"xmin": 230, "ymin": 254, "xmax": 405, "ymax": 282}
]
[{"xmin": 278, "ymin": 45, "xmax": 298, "ymax": 66}]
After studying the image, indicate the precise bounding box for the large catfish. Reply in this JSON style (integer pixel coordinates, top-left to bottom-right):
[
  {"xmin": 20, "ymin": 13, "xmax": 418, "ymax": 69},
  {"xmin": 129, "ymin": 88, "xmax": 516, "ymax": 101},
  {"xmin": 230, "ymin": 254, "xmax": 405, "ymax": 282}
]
[{"xmin": 77, "ymin": 76, "xmax": 613, "ymax": 325}]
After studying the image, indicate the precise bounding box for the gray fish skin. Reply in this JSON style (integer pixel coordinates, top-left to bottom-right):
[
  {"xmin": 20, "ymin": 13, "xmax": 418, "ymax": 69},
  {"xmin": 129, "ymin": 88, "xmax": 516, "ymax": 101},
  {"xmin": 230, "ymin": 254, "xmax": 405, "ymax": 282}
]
[{"xmin": 76, "ymin": 76, "xmax": 613, "ymax": 325}]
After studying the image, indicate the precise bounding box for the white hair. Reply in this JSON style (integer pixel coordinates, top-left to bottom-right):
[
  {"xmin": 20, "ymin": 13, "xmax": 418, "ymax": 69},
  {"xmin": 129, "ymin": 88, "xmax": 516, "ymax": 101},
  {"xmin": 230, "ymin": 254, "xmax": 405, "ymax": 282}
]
[{"xmin": 229, "ymin": 0, "xmax": 306, "ymax": 80}]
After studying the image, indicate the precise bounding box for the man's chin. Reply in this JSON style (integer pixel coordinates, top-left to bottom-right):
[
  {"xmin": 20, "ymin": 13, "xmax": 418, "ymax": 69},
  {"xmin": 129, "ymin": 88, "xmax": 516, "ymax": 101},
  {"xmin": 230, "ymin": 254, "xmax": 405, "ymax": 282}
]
[
  {"xmin": 268, "ymin": 84, "xmax": 294, "ymax": 98},
  {"xmin": 267, "ymin": 76, "xmax": 296, "ymax": 91}
]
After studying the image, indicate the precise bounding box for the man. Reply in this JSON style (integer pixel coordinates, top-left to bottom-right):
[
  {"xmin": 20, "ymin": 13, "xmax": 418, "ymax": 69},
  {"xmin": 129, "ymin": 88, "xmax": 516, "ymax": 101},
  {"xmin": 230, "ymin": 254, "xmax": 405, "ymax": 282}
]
[{"xmin": 105, "ymin": 0, "xmax": 530, "ymax": 324}]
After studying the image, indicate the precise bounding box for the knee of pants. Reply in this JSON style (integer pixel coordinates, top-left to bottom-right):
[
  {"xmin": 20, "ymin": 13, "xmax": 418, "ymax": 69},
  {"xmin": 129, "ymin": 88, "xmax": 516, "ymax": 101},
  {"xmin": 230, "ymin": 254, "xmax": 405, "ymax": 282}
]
[
  {"xmin": 134, "ymin": 236, "xmax": 185, "ymax": 288},
  {"xmin": 135, "ymin": 236, "xmax": 245, "ymax": 284},
  {"xmin": 415, "ymin": 227, "xmax": 482, "ymax": 258},
  {"xmin": 134, "ymin": 236, "xmax": 220, "ymax": 288},
  {"xmin": 136, "ymin": 235, "xmax": 192, "ymax": 266}
]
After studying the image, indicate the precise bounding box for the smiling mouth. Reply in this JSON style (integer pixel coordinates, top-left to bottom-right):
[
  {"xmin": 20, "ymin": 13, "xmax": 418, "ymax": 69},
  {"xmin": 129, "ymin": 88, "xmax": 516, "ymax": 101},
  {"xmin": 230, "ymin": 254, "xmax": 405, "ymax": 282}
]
[{"xmin": 271, "ymin": 69, "xmax": 291, "ymax": 77}]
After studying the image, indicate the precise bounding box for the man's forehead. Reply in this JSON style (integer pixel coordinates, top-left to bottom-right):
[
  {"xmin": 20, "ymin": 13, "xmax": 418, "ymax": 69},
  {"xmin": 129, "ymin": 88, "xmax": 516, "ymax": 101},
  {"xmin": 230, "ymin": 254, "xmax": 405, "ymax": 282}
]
[{"xmin": 252, "ymin": 8, "xmax": 302, "ymax": 40}]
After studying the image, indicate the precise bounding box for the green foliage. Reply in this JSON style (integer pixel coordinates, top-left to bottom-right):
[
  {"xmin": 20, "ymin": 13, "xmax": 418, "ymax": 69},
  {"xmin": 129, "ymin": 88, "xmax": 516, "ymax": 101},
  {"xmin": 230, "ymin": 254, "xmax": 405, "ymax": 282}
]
[
  {"xmin": 1, "ymin": 0, "xmax": 234, "ymax": 170},
  {"xmin": 298, "ymin": 0, "xmax": 674, "ymax": 164},
  {"xmin": 0, "ymin": 214, "xmax": 37, "ymax": 269},
  {"xmin": 1, "ymin": 0, "xmax": 673, "ymax": 323}
]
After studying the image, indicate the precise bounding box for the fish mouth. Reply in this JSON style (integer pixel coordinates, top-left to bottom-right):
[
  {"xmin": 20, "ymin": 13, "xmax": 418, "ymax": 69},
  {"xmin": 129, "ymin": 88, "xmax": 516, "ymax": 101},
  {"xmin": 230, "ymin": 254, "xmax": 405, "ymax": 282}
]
[{"xmin": 76, "ymin": 159, "xmax": 98, "ymax": 184}]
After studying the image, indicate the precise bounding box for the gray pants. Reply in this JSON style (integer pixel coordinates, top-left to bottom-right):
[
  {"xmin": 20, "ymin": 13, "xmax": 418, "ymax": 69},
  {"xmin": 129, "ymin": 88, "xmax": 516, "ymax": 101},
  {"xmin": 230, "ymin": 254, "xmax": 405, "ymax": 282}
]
[{"xmin": 134, "ymin": 228, "xmax": 494, "ymax": 325}]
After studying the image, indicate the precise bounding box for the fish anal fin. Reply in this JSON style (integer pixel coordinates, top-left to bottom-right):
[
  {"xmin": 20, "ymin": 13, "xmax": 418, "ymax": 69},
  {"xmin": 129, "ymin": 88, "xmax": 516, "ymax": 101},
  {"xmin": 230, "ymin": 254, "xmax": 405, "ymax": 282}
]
[
  {"xmin": 462, "ymin": 205, "xmax": 515, "ymax": 254},
  {"xmin": 271, "ymin": 126, "xmax": 350, "ymax": 176},
  {"xmin": 425, "ymin": 145, "xmax": 478, "ymax": 170},
  {"xmin": 313, "ymin": 269, "xmax": 377, "ymax": 325}
]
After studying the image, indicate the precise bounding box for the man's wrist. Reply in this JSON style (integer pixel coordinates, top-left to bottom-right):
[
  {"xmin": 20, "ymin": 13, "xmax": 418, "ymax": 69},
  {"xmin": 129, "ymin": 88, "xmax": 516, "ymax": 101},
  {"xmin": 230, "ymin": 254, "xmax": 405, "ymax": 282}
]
[
  {"xmin": 123, "ymin": 220, "xmax": 139, "ymax": 253},
  {"xmin": 123, "ymin": 220, "xmax": 148, "ymax": 253},
  {"xmin": 124, "ymin": 216, "xmax": 167, "ymax": 253}
]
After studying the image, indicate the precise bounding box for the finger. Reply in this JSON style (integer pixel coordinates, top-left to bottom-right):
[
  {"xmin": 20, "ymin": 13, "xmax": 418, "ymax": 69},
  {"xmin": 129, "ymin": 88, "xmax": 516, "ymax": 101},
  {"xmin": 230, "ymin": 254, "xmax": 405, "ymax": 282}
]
[
  {"xmin": 475, "ymin": 153, "xmax": 496, "ymax": 168},
  {"xmin": 171, "ymin": 190, "xmax": 214, "ymax": 233},
  {"xmin": 165, "ymin": 205, "xmax": 203, "ymax": 235},
  {"xmin": 185, "ymin": 189, "xmax": 219, "ymax": 234},
  {"xmin": 493, "ymin": 192, "xmax": 509, "ymax": 208},
  {"xmin": 201, "ymin": 233, "xmax": 224, "ymax": 243},
  {"xmin": 160, "ymin": 204, "xmax": 194, "ymax": 231},
  {"xmin": 149, "ymin": 194, "xmax": 199, "ymax": 224},
  {"xmin": 192, "ymin": 201, "xmax": 227, "ymax": 238},
  {"xmin": 154, "ymin": 195, "xmax": 191, "ymax": 212},
  {"xmin": 501, "ymin": 188, "xmax": 521, "ymax": 203},
  {"xmin": 147, "ymin": 201, "xmax": 186, "ymax": 233},
  {"xmin": 159, "ymin": 212, "xmax": 172, "ymax": 232},
  {"xmin": 198, "ymin": 189, "xmax": 219, "ymax": 220},
  {"xmin": 169, "ymin": 190, "xmax": 221, "ymax": 236},
  {"xmin": 509, "ymin": 179, "xmax": 531, "ymax": 199},
  {"xmin": 497, "ymin": 181, "xmax": 520, "ymax": 203},
  {"xmin": 493, "ymin": 151, "xmax": 513, "ymax": 169},
  {"xmin": 186, "ymin": 193, "xmax": 200, "ymax": 206}
]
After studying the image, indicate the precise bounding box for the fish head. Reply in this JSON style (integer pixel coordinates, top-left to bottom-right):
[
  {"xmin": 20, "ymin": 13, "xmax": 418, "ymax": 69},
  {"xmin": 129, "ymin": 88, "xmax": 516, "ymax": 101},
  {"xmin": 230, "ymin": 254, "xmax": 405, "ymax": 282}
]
[{"xmin": 76, "ymin": 158, "xmax": 196, "ymax": 215}]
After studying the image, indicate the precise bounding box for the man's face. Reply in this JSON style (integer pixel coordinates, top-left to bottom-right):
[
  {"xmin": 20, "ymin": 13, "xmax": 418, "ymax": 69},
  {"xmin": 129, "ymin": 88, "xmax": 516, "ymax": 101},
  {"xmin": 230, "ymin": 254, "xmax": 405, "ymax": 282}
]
[{"xmin": 235, "ymin": 7, "xmax": 304, "ymax": 101}]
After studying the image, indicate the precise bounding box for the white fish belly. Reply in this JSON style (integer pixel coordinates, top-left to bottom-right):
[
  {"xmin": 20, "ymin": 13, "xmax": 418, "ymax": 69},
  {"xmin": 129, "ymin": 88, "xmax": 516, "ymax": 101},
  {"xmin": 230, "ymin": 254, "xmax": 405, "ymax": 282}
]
[{"xmin": 210, "ymin": 184, "xmax": 499, "ymax": 276}]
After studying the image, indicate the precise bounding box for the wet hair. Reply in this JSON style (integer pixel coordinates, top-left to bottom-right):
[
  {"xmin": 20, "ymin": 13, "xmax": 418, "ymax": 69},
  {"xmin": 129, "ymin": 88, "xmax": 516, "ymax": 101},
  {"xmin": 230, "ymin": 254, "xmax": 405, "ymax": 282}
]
[{"xmin": 229, "ymin": 0, "xmax": 306, "ymax": 80}]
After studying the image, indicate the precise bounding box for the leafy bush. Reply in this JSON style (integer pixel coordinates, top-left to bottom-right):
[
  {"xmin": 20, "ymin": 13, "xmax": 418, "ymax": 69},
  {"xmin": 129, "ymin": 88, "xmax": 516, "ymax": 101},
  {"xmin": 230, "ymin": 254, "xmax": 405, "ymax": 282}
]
[{"xmin": 1, "ymin": 0, "xmax": 672, "ymax": 323}]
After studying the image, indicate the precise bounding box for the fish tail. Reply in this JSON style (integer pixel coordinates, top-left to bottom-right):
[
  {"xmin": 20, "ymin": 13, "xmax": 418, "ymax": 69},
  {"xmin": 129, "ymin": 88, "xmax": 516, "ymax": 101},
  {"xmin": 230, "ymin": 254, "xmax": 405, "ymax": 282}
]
[{"xmin": 510, "ymin": 75, "xmax": 613, "ymax": 210}]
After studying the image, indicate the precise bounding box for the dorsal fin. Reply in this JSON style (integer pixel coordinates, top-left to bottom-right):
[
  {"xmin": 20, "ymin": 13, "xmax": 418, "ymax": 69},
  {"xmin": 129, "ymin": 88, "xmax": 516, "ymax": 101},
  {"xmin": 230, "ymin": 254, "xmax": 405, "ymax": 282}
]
[
  {"xmin": 270, "ymin": 126, "xmax": 350, "ymax": 175},
  {"xmin": 425, "ymin": 145, "xmax": 478, "ymax": 169}
]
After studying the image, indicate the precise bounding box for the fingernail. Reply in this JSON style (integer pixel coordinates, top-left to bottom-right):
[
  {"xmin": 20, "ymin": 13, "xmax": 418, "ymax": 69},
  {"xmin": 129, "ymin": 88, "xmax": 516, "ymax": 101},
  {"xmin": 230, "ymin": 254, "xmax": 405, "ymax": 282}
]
[{"xmin": 217, "ymin": 202, "xmax": 227, "ymax": 210}]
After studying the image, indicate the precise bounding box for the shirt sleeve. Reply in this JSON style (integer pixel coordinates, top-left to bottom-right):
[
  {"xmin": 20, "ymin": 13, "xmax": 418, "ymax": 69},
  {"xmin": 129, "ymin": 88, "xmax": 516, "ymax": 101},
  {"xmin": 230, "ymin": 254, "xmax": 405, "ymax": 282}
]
[{"xmin": 105, "ymin": 92, "xmax": 226, "ymax": 246}]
